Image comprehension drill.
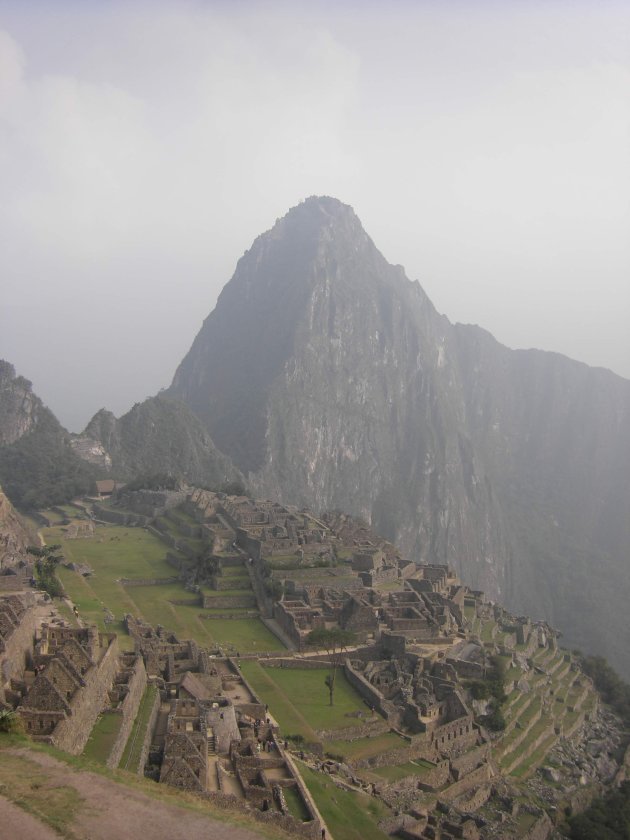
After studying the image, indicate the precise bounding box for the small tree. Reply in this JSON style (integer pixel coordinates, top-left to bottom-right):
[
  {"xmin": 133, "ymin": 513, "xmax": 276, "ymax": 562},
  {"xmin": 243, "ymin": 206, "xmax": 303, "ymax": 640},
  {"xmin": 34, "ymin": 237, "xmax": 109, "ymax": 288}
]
[
  {"xmin": 0, "ymin": 709, "xmax": 24, "ymax": 734},
  {"xmin": 306, "ymin": 627, "xmax": 356, "ymax": 707},
  {"xmin": 27, "ymin": 544, "xmax": 64, "ymax": 598}
]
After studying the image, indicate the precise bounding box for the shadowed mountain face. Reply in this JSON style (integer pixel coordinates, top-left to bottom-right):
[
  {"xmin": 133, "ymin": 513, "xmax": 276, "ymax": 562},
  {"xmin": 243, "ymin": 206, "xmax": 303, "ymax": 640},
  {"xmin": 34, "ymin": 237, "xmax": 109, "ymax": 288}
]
[
  {"xmin": 74, "ymin": 397, "xmax": 242, "ymax": 488},
  {"xmin": 169, "ymin": 196, "xmax": 630, "ymax": 674}
]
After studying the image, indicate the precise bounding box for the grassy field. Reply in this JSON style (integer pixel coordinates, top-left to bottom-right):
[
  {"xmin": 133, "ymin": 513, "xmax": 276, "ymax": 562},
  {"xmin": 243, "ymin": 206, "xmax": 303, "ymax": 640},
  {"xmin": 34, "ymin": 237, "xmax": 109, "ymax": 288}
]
[
  {"xmin": 44, "ymin": 523, "xmax": 285, "ymax": 653},
  {"xmin": 324, "ymin": 732, "xmax": 407, "ymax": 762},
  {"xmin": 0, "ymin": 746, "xmax": 84, "ymax": 835},
  {"xmin": 240, "ymin": 662, "xmax": 374, "ymax": 739},
  {"xmin": 297, "ymin": 761, "xmax": 390, "ymax": 840},
  {"xmin": 370, "ymin": 758, "xmax": 434, "ymax": 782},
  {"xmin": 82, "ymin": 712, "xmax": 123, "ymax": 763}
]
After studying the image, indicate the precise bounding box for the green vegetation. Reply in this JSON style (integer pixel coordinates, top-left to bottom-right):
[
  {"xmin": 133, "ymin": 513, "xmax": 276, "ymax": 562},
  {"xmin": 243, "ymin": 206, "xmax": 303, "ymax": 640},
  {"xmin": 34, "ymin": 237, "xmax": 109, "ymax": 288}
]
[
  {"xmin": 124, "ymin": 473, "xmax": 185, "ymax": 492},
  {"xmin": 0, "ymin": 406, "xmax": 97, "ymax": 509},
  {"xmin": 306, "ymin": 627, "xmax": 356, "ymax": 706},
  {"xmin": 579, "ymin": 654, "xmax": 630, "ymax": 726},
  {"xmin": 370, "ymin": 758, "xmax": 434, "ymax": 782},
  {"xmin": 46, "ymin": 521, "xmax": 283, "ymax": 653},
  {"xmin": 324, "ymin": 732, "xmax": 407, "ymax": 762},
  {"xmin": 82, "ymin": 712, "xmax": 123, "ymax": 763},
  {"xmin": 27, "ymin": 543, "xmax": 64, "ymax": 598},
  {"xmin": 0, "ymin": 732, "xmax": 293, "ymax": 840},
  {"xmin": 240, "ymin": 661, "xmax": 317, "ymax": 741},
  {"xmin": 297, "ymin": 761, "xmax": 390, "ymax": 840},
  {"xmin": 567, "ymin": 780, "xmax": 630, "ymax": 839},
  {"xmin": 0, "ymin": 709, "xmax": 24, "ymax": 734},
  {"xmin": 0, "ymin": 746, "xmax": 84, "ymax": 835},
  {"xmin": 283, "ymin": 785, "xmax": 311, "ymax": 821},
  {"xmin": 241, "ymin": 662, "xmax": 371, "ymax": 740},
  {"xmin": 470, "ymin": 654, "xmax": 507, "ymax": 731},
  {"xmin": 120, "ymin": 684, "xmax": 158, "ymax": 771}
]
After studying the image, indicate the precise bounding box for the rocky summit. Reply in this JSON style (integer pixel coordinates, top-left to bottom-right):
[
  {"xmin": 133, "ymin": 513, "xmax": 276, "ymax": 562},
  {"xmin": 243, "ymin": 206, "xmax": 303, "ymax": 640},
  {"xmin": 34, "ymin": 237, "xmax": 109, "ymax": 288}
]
[{"xmin": 168, "ymin": 196, "xmax": 630, "ymax": 675}]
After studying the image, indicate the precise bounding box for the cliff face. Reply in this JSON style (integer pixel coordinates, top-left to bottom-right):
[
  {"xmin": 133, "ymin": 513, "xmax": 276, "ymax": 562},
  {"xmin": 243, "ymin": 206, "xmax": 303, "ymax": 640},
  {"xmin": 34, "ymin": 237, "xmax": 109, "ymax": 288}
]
[
  {"xmin": 75, "ymin": 397, "xmax": 242, "ymax": 489},
  {"xmin": 0, "ymin": 484, "xmax": 35, "ymax": 569},
  {"xmin": 0, "ymin": 361, "xmax": 40, "ymax": 446},
  {"xmin": 0, "ymin": 362, "xmax": 98, "ymax": 509},
  {"xmin": 169, "ymin": 196, "xmax": 630, "ymax": 674}
]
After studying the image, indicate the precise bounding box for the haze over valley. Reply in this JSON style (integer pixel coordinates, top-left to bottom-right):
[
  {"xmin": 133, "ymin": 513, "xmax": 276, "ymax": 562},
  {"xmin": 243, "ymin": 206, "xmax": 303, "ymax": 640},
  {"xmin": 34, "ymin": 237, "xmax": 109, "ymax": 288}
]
[{"xmin": 1, "ymin": 4, "xmax": 629, "ymax": 839}]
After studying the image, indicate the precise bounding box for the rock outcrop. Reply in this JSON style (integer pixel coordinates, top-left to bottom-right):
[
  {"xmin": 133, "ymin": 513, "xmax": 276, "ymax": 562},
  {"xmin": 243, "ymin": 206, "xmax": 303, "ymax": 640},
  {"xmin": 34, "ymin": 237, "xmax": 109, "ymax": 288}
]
[
  {"xmin": 168, "ymin": 196, "xmax": 630, "ymax": 675},
  {"xmin": 0, "ymin": 485, "xmax": 34, "ymax": 569},
  {"xmin": 0, "ymin": 361, "xmax": 40, "ymax": 446},
  {"xmin": 75, "ymin": 396, "xmax": 242, "ymax": 489},
  {"xmin": 0, "ymin": 362, "xmax": 97, "ymax": 509}
]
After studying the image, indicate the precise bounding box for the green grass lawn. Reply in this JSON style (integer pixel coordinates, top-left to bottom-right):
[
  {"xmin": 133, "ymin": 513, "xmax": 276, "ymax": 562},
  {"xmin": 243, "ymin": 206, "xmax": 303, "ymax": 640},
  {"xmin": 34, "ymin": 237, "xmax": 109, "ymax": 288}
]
[
  {"xmin": 203, "ymin": 619, "xmax": 283, "ymax": 653},
  {"xmin": 297, "ymin": 761, "xmax": 390, "ymax": 840},
  {"xmin": 325, "ymin": 732, "xmax": 408, "ymax": 762},
  {"xmin": 240, "ymin": 661, "xmax": 318, "ymax": 741},
  {"xmin": 45, "ymin": 521, "xmax": 286, "ymax": 654},
  {"xmin": 82, "ymin": 712, "xmax": 123, "ymax": 763},
  {"xmin": 370, "ymin": 758, "xmax": 434, "ymax": 782},
  {"xmin": 240, "ymin": 662, "xmax": 373, "ymax": 738},
  {"xmin": 283, "ymin": 785, "xmax": 311, "ymax": 821},
  {"xmin": 43, "ymin": 524, "xmax": 174, "ymax": 578}
]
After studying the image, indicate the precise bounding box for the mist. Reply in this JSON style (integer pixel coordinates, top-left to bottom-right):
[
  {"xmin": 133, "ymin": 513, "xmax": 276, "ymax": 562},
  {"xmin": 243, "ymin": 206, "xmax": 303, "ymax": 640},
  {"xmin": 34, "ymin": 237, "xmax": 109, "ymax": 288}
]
[{"xmin": 1, "ymin": 0, "xmax": 628, "ymax": 431}]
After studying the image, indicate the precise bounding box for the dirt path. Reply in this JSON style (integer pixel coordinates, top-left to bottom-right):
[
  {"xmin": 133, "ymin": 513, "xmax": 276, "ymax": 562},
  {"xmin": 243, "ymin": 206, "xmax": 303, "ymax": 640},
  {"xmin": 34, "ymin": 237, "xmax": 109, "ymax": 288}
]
[
  {"xmin": 0, "ymin": 794, "xmax": 61, "ymax": 840},
  {"xmin": 4, "ymin": 748, "xmax": 269, "ymax": 840}
]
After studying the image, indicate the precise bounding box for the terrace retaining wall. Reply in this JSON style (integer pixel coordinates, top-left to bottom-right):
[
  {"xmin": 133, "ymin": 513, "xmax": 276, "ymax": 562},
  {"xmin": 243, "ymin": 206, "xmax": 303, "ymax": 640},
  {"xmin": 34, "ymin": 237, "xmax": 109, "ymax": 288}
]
[{"xmin": 106, "ymin": 657, "xmax": 147, "ymax": 769}]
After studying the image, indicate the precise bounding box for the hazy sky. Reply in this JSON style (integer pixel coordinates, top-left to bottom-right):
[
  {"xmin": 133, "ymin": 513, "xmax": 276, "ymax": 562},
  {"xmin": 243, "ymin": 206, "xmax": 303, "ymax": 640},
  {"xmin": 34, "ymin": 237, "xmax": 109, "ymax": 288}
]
[{"xmin": 1, "ymin": 0, "xmax": 629, "ymax": 432}]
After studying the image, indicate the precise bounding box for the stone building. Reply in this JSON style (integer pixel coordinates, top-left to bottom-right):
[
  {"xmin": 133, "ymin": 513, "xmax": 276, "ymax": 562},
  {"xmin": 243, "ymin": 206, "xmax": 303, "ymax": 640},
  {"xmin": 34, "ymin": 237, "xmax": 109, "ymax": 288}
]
[{"xmin": 16, "ymin": 624, "xmax": 120, "ymax": 754}]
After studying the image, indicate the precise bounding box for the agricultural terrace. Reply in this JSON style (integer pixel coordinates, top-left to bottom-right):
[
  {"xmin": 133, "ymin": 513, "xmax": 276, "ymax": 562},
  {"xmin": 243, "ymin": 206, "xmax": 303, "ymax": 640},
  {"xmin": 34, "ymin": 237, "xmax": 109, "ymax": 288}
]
[
  {"xmin": 44, "ymin": 523, "xmax": 284, "ymax": 653},
  {"xmin": 297, "ymin": 761, "xmax": 390, "ymax": 840}
]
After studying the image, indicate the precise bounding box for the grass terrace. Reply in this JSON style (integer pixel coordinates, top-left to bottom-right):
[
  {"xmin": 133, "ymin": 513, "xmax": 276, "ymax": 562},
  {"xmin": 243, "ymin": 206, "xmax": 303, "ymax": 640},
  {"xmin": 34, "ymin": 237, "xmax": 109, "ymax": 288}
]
[
  {"xmin": 297, "ymin": 761, "xmax": 390, "ymax": 840},
  {"xmin": 120, "ymin": 684, "xmax": 158, "ymax": 771},
  {"xmin": 325, "ymin": 732, "xmax": 407, "ymax": 762},
  {"xmin": 370, "ymin": 758, "xmax": 434, "ymax": 782},
  {"xmin": 240, "ymin": 662, "xmax": 374, "ymax": 740},
  {"xmin": 82, "ymin": 712, "xmax": 123, "ymax": 764}
]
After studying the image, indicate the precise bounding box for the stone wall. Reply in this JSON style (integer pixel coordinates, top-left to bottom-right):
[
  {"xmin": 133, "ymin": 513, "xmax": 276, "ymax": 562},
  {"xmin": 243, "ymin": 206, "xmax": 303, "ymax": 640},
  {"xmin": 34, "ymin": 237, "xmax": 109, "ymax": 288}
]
[
  {"xmin": 454, "ymin": 783, "xmax": 492, "ymax": 813},
  {"xmin": 344, "ymin": 659, "xmax": 391, "ymax": 719},
  {"xmin": 51, "ymin": 635, "xmax": 120, "ymax": 754},
  {"xmin": 202, "ymin": 594, "xmax": 258, "ymax": 609},
  {"xmin": 354, "ymin": 737, "xmax": 435, "ymax": 770},
  {"xmin": 264, "ymin": 658, "xmax": 329, "ymax": 670},
  {"xmin": 135, "ymin": 684, "xmax": 161, "ymax": 776},
  {"xmin": 502, "ymin": 723, "xmax": 555, "ymax": 775},
  {"xmin": 440, "ymin": 763, "xmax": 493, "ymax": 802},
  {"xmin": 211, "ymin": 576, "xmax": 252, "ymax": 591},
  {"xmin": 0, "ymin": 596, "xmax": 37, "ymax": 696},
  {"xmin": 107, "ymin": 656, "xmax": 148, "ymax": 769},
  {"xmin": 523, "ymin": 813, "xmax": 554, "ymax": 840},
  {"xmin": 0, "ymin": 575, "xmax": 32, "ymax": 591},
  {"xmin": 316, "ymin": 718, "xmax": 390, "ymax": 742},
  {"xmin": 450, "ymin": 743, "xmax": 490, "ymax": 780},
  {"xmin": 201, "ymin": 790, "xmax": 321, "ymax": 839},
  {"xmin": 94, "ymin": 505, "xmax": 149, "ymax": 527},
  {"xmin": 120, "ymin": 577, "xmax": 179, "ymax": 587}
]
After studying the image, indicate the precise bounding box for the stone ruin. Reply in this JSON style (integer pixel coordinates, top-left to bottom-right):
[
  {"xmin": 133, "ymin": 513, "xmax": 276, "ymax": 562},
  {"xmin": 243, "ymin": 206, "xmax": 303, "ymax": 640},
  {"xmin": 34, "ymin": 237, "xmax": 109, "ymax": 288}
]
[{"xmin": 125, "ymin": 614, "xmax": 322, "ymax": 838}]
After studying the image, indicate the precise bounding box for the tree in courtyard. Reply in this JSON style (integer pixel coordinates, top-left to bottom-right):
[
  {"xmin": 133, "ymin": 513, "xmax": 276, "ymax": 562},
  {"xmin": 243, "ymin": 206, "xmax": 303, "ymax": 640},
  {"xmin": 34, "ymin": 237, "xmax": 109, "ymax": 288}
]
[
  {"xmin": 306, "ymin": 627, "xmax": 356, "ymax": 707},
  {"xmin": 27, "ymin": 544, "xmax": 64, "ymax": 598}
]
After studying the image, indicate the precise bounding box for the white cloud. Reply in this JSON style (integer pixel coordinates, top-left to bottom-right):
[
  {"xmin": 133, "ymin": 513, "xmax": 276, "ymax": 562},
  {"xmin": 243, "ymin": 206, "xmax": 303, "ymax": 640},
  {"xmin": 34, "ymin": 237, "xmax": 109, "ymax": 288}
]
[{"xmin": 0, "ymin": 2, "xmax": 628, "ymax": 431}]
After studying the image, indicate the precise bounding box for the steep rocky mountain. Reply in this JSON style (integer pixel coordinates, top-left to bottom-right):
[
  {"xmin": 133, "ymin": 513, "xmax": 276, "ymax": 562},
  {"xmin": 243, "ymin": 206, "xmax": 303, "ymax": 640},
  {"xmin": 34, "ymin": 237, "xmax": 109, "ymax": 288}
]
[
  {"xmin": 0, "ymin": 484, "xmax": 35, "ymax": 568},
  {"xmin": 169, "ymin": 196, "xmax": 630, "ymax": 675},
  {"xmin": 0, "ymin": 360, "xmax": 41, "ymax": 445},
  {"xmin": 0, "ymin": 361, "xmax": 98, "ymax": 508},
  {"xmin": 74, "ymin": 396, "xmax": 242, "ymax": 488}
]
